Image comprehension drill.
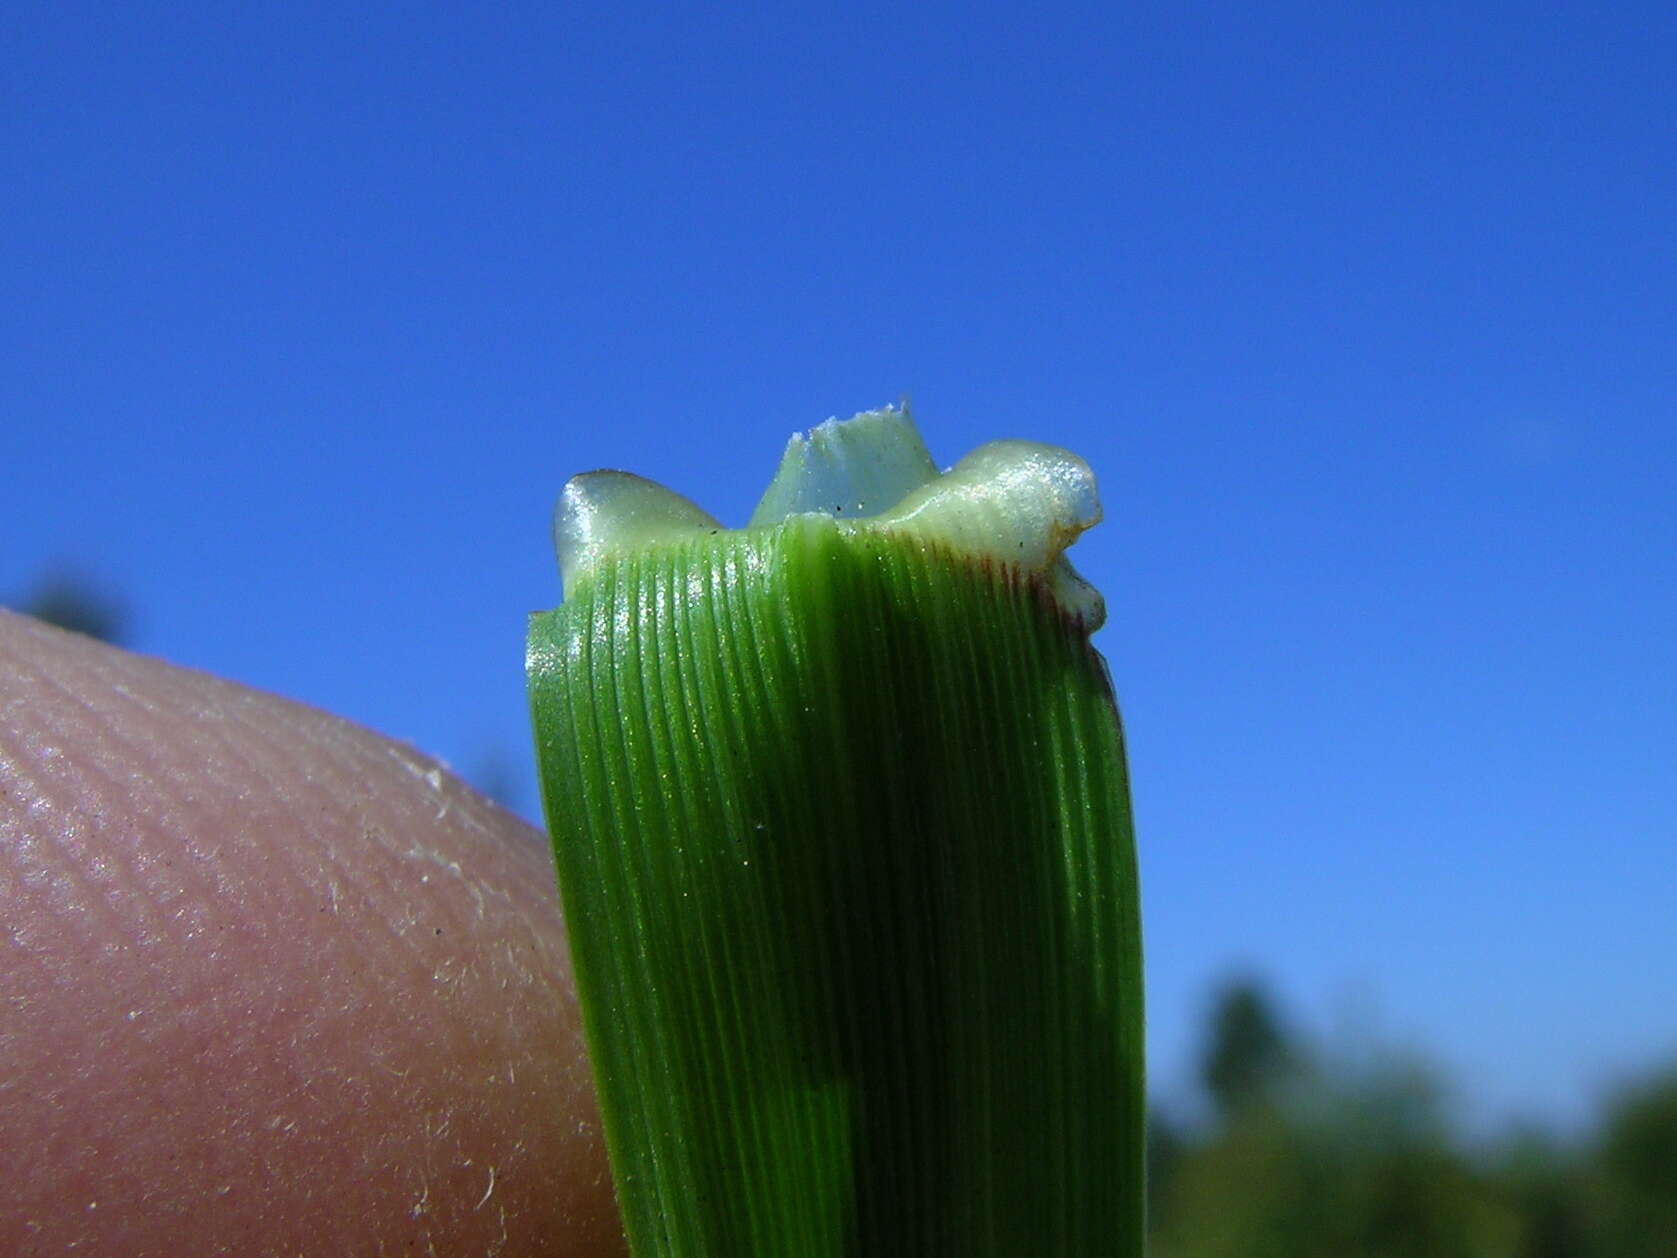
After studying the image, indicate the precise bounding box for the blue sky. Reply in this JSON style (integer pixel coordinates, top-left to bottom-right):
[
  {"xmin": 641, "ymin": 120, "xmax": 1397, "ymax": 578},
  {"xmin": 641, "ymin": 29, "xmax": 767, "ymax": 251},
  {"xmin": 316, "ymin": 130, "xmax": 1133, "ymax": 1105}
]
[{"xmin": 7, "ymin": 2, "xmax": 1674, "ymax": 1133}]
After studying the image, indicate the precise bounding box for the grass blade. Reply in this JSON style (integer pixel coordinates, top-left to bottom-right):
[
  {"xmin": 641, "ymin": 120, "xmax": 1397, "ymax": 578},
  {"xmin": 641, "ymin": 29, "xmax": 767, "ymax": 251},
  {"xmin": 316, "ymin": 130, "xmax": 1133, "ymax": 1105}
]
[{"xmin": 528, "ymin": 409, "xmax": 1143, "ymax": 1256}]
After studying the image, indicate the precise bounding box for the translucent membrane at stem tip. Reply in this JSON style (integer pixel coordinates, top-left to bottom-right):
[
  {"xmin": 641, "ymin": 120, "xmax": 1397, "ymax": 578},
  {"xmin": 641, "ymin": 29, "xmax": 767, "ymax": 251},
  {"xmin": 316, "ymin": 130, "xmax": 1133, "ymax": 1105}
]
[{"xmin": 553, "ymin": 404, "xmax": 1107, "ymax": 628}]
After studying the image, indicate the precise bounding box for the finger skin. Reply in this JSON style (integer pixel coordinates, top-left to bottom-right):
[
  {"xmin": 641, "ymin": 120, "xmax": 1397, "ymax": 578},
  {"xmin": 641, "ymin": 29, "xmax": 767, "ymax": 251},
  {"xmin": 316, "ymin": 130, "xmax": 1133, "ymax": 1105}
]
[{"xmin": 0, "ymin": 611, "xmax": 626, "ymax": 1257}]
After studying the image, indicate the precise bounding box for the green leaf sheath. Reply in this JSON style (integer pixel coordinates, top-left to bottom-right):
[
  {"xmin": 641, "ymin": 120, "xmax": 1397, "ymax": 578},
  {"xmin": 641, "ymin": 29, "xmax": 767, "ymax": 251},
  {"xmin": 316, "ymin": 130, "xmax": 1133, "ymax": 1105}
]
[{"xmin": 528, "ymin": 514, "xmax": 1144, "ymax": 1258}]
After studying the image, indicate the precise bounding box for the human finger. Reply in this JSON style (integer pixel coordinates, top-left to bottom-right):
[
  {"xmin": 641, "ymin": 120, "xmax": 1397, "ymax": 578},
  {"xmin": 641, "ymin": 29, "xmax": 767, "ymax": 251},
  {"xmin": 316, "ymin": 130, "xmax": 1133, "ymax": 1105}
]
[{"xmin": 0, "ymin": 610, "xmax": 626, "ymax": 1256}]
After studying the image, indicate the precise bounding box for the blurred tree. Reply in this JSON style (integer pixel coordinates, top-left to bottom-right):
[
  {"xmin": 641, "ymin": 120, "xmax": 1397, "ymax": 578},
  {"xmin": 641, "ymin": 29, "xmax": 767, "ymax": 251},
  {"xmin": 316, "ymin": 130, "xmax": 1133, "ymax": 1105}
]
[
  {"xmin": 1153, "ymin": 976, "xmax": 1539, "ymax": 1258},
  {"xmin": 1156, "ymin": 1057, "xmax": 1521, "ymax": 1258},
  {"xmin": 1201, "ymin": 976, "xmax": 1298, "ymax": 1122},
  {"xmin": 1299, "ymin": 1043, "xmax": 1520, "ymax": 1257},
  {"xmin": 1489, "ymin": 1128, "xmax": 1588, "ymax": 1258},
  {"xmin": 1148, "ymin": 1103, "xmax": 1188, "ymax": 1225},
  {"xmin": 1590, "ymin": 1067, "xmax": 1677, "ymax": 1258},
  {"xmin": 11, "ymin": 569, "xmax": 127, "ymax": 645},
  {"xmin": 1325, "ymin": 1143, "xmax": 1516, "ymax": 1258},
  {"xmin": 1152, "ymin": 1104, "xmax": 1314, "ymax": 1258}
]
